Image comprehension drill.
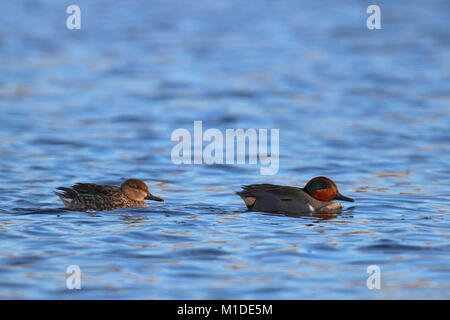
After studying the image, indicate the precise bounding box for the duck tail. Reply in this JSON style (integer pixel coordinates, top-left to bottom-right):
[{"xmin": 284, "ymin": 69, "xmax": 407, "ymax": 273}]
[
  {"xmin": 236, "ymin": 191, "xmax": 257, "ymax": 210},
  {"xmin": 55, "ymin": 187, "xmax": 78, "ymax": 207}
]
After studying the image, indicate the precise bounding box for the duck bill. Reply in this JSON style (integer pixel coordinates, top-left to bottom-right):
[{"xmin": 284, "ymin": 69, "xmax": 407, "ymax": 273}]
[
  {"xmin": 333, "ymin": 191, "xmax": 354, "ymax": 202},
  {"xmin": 145, "ymin": 194, "xmax": 164, "ymax": 202}
]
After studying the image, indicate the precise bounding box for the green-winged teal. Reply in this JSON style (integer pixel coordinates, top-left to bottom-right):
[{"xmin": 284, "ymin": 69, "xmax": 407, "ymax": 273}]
[
  {"xmin": 237, "ymin": 176, "xmax": 354, "ymax": 214},
  {"xmin": 55, "ymin": 178, "xmax": 163, "ymax": 211}
]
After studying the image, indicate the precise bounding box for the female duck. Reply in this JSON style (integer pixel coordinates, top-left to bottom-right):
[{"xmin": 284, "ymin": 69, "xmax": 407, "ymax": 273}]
[
  {"xmin": 55, "ymin": 178, "xmax": 163, "ymax": 211},
  {"xmin": 237, "ymin": 176, "xmax": 354, "ymax": 214}
]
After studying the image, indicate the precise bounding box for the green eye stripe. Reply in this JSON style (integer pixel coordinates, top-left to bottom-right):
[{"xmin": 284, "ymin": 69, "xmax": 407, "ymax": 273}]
[{"xmin": 304, "ymin": 179, "xmax": 331, "ymax": 194}]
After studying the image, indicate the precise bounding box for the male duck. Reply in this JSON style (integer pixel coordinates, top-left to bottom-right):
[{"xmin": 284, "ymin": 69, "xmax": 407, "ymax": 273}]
[
  {"xmin": 237, "ymin": 176, "xmax": 354, "ymax": 214},
  {"xmin": 55, "ymin": 178, "xmax": 163, "ymax": 211}
]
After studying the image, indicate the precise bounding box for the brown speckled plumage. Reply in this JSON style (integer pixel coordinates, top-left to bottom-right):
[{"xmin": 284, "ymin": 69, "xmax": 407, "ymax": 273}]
[{"xmin": 55, "ymin": 178, "xmax": 163, "ymax": 211}]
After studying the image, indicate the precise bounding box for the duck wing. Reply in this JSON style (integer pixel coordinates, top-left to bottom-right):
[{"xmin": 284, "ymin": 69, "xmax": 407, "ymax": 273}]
[
  {"xmin": 237, "ymin": 184, "xmax": 304, "ymax": 198},
  {"xmin": 69, "ymin": 183, "xmax": 121, "ymax": 196}
]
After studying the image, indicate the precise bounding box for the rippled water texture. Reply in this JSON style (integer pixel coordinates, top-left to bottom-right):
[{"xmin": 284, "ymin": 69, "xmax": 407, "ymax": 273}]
[{"xmin": 0, "ymin": 0, "xmax": 449, "ymax": 299}]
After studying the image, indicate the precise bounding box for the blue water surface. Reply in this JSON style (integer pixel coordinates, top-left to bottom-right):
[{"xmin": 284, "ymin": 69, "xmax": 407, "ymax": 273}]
[{"xmin": 0, "ymin": 0, "xmax": 449, "ymax": 299}]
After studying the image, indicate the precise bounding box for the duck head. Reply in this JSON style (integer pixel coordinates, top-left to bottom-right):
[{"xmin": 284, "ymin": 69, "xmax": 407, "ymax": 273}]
[
  {"xmin": 121, "ymin": 178, "xmax": 164, "ymax": 202},
  {"xmin": 303, "ymin": 176, "xmax": 354, "ymax": 202}
]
